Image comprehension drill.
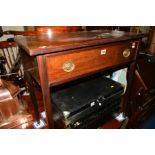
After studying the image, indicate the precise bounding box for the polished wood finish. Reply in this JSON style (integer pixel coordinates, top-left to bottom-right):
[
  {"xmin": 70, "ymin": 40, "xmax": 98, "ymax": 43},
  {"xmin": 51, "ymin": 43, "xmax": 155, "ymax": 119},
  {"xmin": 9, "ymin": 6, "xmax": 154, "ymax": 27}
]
[
  {"xmin": 3, "ymin": 26, "xmax": 82, "ymax": 37},
  {"xmin": 35, "ymin": 26, "xmax": 82, "ymax": 33},
  {"xmin": 15, "ymin": 31, "xmax": 143, "ymax": 56},
  {"xmin": 15, "ymin": 30, "xmax": 143, "ymax": 128},
  {"xmin": 46, "ymin": 41, "xmax": 138, "ymax": 85},
  {"xmin": 86, "ymin": 26, "xmax": 130, "ymax": 32},
  {"xmin": 24, "ymin": 71, "xmax": 40, "ymax": 123},
  {"xmin": 3, "ymin": 30, "xmax": 37, "ymax": 36},
  {"xmin": 0, "ymin": 41, "xmax": 16, "ymax": 48},
  {"xmin": 37, "ymin": 56, "xmax": 54, "ymax": 128},
  {"xmin": 1, "ymin": 90, "xmax": 46, "ymax": 129}
]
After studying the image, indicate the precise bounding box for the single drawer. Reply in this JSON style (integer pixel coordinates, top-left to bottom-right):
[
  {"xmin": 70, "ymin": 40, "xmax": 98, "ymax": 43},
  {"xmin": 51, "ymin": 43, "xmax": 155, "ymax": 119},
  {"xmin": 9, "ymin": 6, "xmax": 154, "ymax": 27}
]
[{"xmin": 46, "ymin": 41, "xmax": 139, "ymax": 85}]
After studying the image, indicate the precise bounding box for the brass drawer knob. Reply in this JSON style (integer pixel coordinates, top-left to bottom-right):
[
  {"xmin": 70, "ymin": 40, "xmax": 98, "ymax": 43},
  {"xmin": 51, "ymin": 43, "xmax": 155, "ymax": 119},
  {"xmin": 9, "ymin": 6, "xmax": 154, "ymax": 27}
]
[
  {"xmin": 123, "ymin": 49, "xmax": 131, "ymax": 58},
  {"xmin": 63, "ymin": 61, "xmax": 75, "ymax": 72}
]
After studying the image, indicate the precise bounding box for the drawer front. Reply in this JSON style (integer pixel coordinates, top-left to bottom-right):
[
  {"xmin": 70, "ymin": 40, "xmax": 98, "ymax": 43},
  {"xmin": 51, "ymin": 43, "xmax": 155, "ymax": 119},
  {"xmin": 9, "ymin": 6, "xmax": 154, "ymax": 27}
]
[{"xmin": 46, "ymin": 41, "xmax": 139, "ymax": 85}]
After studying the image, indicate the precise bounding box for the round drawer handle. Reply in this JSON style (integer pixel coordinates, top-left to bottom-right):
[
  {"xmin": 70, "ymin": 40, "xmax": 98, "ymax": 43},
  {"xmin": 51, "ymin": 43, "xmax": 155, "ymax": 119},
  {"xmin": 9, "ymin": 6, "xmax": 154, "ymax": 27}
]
[
  {"xmin": 63, "ymin": 61, "xmax": 75, "ymax": 72},
  {"xmin": 123, "ymin": 49, "xmax": 131, "ymax": 58}
]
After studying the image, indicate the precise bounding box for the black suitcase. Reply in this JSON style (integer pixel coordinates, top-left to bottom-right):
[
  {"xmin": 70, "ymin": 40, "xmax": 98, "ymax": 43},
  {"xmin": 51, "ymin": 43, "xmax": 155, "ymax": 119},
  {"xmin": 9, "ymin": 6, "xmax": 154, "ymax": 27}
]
[{"xmin": 52, "ymin": 75, "xmax": 124, "ymax": 129}]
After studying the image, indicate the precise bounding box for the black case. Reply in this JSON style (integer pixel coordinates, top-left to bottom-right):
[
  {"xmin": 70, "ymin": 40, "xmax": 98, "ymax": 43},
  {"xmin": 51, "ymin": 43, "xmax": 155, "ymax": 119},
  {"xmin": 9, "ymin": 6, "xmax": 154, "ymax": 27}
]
[{"xmin": 52, "ymin": 75, "xmax": 124, "ymax": 129}]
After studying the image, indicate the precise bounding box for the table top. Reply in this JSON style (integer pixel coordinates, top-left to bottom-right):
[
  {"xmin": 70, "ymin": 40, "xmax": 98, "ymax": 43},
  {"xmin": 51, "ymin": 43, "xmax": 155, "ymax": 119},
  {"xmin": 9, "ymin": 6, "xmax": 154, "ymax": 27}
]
[{"xmin": 15, "ymin": 30, "xmax": 144, "ymax": 56}]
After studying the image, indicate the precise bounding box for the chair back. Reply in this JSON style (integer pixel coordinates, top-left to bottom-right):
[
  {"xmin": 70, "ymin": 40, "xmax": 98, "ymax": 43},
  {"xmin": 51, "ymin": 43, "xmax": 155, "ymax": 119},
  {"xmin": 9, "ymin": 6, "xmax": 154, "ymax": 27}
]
[{"xmin": 0, "ymin": 41, "xmax": 23, "ymax": 76}]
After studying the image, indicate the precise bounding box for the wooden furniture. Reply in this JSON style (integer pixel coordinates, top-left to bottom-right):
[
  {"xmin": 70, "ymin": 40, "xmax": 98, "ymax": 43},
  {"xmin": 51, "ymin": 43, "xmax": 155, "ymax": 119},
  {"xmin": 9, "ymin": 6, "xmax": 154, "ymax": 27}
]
[
  {"xmin": 0, "ymin": 41, "xmax": 33, "ymax": 129},
  {"xmin": 128, "ymin": 53, "xmax": 155, "ymax": 128},
  {"xmin": 86, "ymin": 26, "xmax": 130, "ymax": 32},
  {"xmin": 15, "ymin": 30, "xmax": 144, "ymax": 128},
  {"xmin": 0, "ymin": 41, "xmax": 23, "ymax": 76},
  {"xmin": 0, "ymin": 26, "xmax": 3, "ymax": 37},
  {"xmin": 149, "ymin": 27, "xmax": 155, "ymax": 54},
  {"xmin": 35, "ymin": 26, "xmax": 82, "ymax": 33},
  {"xmin": 3, "ymin": 26, "xmax": 82, "ymax": 36}
]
